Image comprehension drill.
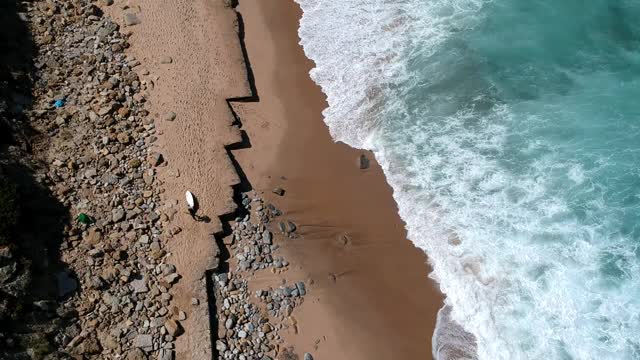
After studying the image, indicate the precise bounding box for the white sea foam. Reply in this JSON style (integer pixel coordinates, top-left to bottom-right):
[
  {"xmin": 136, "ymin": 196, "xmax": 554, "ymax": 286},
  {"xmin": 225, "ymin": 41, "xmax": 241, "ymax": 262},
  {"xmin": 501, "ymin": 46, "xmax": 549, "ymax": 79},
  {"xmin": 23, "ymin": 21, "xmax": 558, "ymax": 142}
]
[
  {"xmin": 433, "ymin": 305, "xmax": 478, "ymax": 360},
  {"xmin": 294, "ymin": 0, "xmax": 640, "ymax": 359}
]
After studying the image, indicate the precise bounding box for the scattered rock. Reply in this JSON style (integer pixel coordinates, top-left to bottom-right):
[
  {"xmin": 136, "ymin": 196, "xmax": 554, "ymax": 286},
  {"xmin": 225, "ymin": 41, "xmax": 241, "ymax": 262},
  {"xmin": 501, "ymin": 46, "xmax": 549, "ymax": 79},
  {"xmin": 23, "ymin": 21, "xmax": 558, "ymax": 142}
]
[
  {"xmin": 162, "ymin": 111, "xmax": 176, "ymax": 121},
  {"xmin": 126, "ymin": 348, "xmax": 147, "ymax": 360},
  {"xmin": 124, "ymin": 13, "xmax": 141, "ymax": 26},
  {"xmin": 225, "ymin": 315, "xmax": 236, "ymax": 329},
  {"xmin": 148, "ymin": 153, "xmax": 164, "ymax": 166},
  {"xmin": 128, "ymin": 158, "xmax": 142, "ymax": 168},
  {"xmin": 130, "ymin": 276, "xmax": 149, "ymax": 294},
  {"xmin": 164, "ymin": 319, "xmax": 182, "ymax": 337},
  {"xmin": 112, "ymin": 208, "xmax": 125, "ymax": 223},
  {"xmin": 117, "ymin": 132, "xmax": 131, "ymax": 144},
  {"xmin": 134, "ymin": 334, "xmax": 153, "ymax": 350},
  {"xmin": 2, "ymin": 2, "xmax": 194, "ymax": 359},
  {"xmin": 358, "ymin": 153, "xmax": 370, "ymax": 169},
  {"xmin": 286, "ymin": 221, "xmax": 297, "ymax": 233},
  {"xmin": 158, "ymin": 349, "xmax": 174, "ymax": 360}
]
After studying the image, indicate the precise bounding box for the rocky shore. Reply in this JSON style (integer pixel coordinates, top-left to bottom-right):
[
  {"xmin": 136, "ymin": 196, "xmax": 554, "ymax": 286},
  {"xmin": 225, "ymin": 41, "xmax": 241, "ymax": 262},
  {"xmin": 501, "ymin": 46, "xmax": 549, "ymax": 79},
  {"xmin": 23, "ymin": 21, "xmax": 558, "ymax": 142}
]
[
  {"xmin": 0, "ymin": 0, "xmax": 315, "ymax": 359},
  {"xmin": 214, "ymin": 191, "xmax": 314, "ymax": 360},
  {"xmin": 2, "ymin": 0, "xmax": 184, "ymax": 358}
]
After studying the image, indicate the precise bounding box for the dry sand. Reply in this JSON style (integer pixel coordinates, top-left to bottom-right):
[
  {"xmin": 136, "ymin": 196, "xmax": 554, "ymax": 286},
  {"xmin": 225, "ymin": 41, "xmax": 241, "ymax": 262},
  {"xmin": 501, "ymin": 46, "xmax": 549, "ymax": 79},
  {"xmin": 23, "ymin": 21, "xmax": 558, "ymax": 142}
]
[
  {"xmin": 233, "ymin": 1, "xmax": 444, "ymax": 359},
  {"xmin": 104, "ymin": 0, "xmax": 250, "ymax": 357},
  {"xmin": 106, "ymin": 0, "xmax": 443, "ymax": 358}
]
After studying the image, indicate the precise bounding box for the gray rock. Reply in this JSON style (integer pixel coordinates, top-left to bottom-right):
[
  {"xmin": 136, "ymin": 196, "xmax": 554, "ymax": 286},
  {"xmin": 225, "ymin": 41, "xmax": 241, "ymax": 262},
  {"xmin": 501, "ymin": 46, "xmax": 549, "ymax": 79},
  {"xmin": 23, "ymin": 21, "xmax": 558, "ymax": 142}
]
[
  {"xmin": 33, "ymin": 300, "xmax": 56, "ymax": 312},
  {"xmin": 164, "ymin": 273, "xmax": 180, "ymax": 284},
  {"xmin": 286, "ymin": 221, "xmax": 297, "ymax": 233},
  {"xmin": 88, "ymin": 276, "xmax": 105, "ymax": 289},
  {"xmin": 149, "ymin": 152, "xmax": 164, "ymax": 166},
  {"xmin": 296, "ymin": 281, "xmax": 307, "ymax": 296},
  {"xmin": 157, "ymin": 349, "xmax": 174, "ymax": 360},
  {"xmin": 164, "ymin": 320, "xmax": 182, "ymax": 337},
  {"xmin": 215, "ymin": 340, "xmax": 227, "ymax": 352},
  {"xmin": 358, "ymin": 153, "xmax": 370, "ymax": 169},
  {"xmin": 130, "ymin": 276, "xmax": 149, "ymax": 293},
  {"xmin": 225, "ymin": 315, "xmax": 236, "ymax": 329},
  {"xmin": 0, "ymin": 261, "xmax": 17, "ymax": 283},
  {"xmin": 101, "ymin": 173, "xmax": 119, "ymax": 185},
  {"xmin": 0, "ymin": 246, "xmax": 12, "ymax": 261},
  {"xmin": 124, "ymin": 13, "xmax": 141, "ymax": 26},
  {"xmin": 272, "ymin": 187, "xmax": 285, "ymax": 196},
  {"xmin": 126, "ymin": 348, "xmax": 147, "ymax": 360},
  {"xmin": 262, "ymin": 230, "xmax": 272, "ymax": 244},
  {"xmin": 162, "ymin": 111, "xmax": 176, "ymax": 121},
  {"xmin": 112, "ymin": 208, "xmax": 125, "ymax": 223},
  {"xmin": 304, "ymin": 353, "xmax": 314, "ymax": 360},
  {"xmin": 134, "ymin": 334, "xmax": 153, "ymax": 350}
]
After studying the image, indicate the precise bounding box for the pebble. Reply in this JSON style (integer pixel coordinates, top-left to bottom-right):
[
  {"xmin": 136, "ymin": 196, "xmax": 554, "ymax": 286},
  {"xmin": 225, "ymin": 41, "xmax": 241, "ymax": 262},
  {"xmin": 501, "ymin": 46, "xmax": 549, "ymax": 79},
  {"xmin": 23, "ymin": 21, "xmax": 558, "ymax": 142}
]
[
  {"xmin": 358, "ymin": 153, "xmax": 370, "ymax": 169},
  {"xmin": 112, "ymin": 208, "xmax": 125, "ymax": 223},
  {"xmin": 160, "ymin": 56, "xmax": 173, "ymax": 64},
  {"xmin": 158, "ymin": 349, "xmax": 174, "ymax": 360},
  {"xmin": 163, "ymin": 111, "xmax": 177, "ymax": 121},
  {"xmin": 164, "ymin": 320, "xmax": 182, "ymax": 337},
  {"xmin": 149, "ymin": 152, "xmax": 164, "ymax": 166},
  {"xmin": 134, "ymin": 334, "xmax": 153, "ymax": 350},
  {"xmin": 124, "ymin": 13, "xmax": 141, "ymax": 26}
]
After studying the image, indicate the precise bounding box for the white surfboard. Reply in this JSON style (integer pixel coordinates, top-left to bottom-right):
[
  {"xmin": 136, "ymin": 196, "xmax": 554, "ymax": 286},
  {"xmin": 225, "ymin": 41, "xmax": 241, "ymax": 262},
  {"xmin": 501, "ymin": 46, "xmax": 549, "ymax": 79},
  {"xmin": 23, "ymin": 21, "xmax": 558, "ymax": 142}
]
[{"xmin": 185, "ymin": 191, "xmax": 195, "ymax": 210}]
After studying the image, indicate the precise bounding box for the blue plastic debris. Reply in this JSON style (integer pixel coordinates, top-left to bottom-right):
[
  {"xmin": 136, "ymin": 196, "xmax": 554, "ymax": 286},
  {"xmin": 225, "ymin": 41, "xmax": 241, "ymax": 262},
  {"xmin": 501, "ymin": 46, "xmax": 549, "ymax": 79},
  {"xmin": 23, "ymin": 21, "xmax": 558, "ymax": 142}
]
[{"xmin": 54, "ymin": 99, "xmax": 65, "ymax": 108}]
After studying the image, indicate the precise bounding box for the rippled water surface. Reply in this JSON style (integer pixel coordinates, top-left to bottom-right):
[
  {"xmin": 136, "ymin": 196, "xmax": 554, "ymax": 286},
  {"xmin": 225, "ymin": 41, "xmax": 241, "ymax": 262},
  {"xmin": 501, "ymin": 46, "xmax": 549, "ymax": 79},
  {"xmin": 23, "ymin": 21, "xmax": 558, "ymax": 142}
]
[{"xmin": 295, "ymin": 0, "xmax": 640, "ymax": 358}]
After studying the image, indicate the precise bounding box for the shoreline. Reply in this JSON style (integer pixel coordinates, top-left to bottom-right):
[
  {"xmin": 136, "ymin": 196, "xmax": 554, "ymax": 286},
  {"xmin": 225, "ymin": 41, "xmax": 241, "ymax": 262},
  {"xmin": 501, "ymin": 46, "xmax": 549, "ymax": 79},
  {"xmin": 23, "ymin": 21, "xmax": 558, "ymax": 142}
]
[{"xmin": 234, "ymin": 1, "xmax": 444, "ymax": 358}]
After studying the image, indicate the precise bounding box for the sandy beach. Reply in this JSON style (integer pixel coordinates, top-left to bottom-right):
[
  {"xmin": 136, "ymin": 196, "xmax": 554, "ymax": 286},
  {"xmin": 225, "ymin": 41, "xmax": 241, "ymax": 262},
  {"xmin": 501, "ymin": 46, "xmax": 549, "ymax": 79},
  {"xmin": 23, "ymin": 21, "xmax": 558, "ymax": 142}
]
[
  {"xmin": 232, "ymin": 1, "xmax": 444, "ymax": 359},
  {"xmin": 102, "ymin": 0, "xmax": 443, "ymax": 358}
]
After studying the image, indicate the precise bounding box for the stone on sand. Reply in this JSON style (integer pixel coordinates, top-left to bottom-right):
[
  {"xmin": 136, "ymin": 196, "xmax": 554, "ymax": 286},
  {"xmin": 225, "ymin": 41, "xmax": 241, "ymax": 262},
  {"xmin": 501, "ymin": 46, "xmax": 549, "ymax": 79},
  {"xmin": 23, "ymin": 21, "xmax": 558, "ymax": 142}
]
[
  {"xmin": 358, "ymin": 153, "xmax": 370, "ymax": 169},
  {"xmin": 123, "ymin": 13, "xmax": 140, "ymax": 26},
  {"xmin": 162, "ymin": 111, "xmax": 176, "ymax": 121}
]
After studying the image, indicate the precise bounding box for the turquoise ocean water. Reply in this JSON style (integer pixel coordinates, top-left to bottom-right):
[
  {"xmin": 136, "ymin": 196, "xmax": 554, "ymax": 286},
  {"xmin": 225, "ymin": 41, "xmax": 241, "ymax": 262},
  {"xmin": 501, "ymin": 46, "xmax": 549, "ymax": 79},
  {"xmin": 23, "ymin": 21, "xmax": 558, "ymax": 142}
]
[{"xmin": 294, "ymin": 0, "xmax": 640, "ymax": 359}]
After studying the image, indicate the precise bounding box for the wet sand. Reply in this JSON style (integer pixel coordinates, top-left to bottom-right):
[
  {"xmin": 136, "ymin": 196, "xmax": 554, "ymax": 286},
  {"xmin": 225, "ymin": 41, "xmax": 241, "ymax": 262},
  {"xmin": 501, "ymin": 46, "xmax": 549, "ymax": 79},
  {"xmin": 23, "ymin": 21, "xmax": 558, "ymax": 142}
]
[{"xmin": 233, "ymin": 1, "xmax": 444, "ymax": 358}]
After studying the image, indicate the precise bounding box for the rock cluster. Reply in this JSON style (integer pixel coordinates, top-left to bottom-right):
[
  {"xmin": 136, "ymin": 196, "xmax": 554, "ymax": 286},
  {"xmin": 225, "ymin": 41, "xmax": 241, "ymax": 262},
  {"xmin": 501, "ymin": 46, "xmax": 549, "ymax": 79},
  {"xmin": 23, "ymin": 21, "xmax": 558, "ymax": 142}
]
[
  {"xmin": 0, "ymin": 0, "xmax": 186, "ymax": 358},
  {"xmin": 214, "ymin": 192, "xmax": 312, "ymax": 360}
]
